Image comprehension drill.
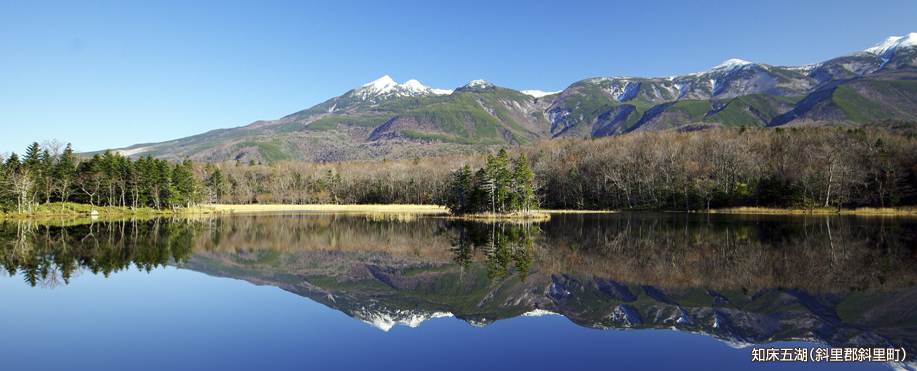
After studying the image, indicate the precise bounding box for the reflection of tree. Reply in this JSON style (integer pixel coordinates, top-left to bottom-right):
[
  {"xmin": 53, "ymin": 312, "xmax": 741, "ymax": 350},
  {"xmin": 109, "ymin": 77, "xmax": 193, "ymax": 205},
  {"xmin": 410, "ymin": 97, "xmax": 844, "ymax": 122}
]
[
  {"xmin": 538, "ymin": 213, "xmax": 917, "ymax": 291},
  {"xmin": 449, "ymin": 221, "xmax": 537, "ymax": 282},
  {"xmin": 0, "ymin": 218, "xmax": 197, "ymax": 287}
]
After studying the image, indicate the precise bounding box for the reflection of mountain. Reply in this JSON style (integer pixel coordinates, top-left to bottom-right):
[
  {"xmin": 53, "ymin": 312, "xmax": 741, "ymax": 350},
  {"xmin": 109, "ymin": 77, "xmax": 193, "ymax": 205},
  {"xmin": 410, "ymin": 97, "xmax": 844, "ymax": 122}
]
[
  {"xmin": 4, "ymin": 214, "xmax": 917, "ymax": 367},
  {"xmin": 184, "ymin": 248, "xmax": 917, "ymax": 364},
  {"xmin": 177, "ymin": 215, "xmax": 917, "ymax": 366}
]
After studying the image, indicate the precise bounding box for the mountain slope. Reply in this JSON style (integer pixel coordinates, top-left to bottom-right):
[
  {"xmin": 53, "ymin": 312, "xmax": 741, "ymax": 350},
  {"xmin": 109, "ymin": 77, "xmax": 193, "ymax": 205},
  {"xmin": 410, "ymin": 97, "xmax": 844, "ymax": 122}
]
[
  {"xmin": 546, "ymin": 33, "xmax": 917, "ymax": 137},
  {"xmin": 116, "ymin": 77, "xmax": 556, "ymax": 162}
]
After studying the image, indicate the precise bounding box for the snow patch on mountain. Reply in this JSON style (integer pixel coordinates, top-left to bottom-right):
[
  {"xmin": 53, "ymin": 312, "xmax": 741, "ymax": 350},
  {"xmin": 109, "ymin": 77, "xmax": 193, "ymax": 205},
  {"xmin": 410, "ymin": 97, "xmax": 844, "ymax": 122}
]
[
  {"xmin": 783, "ymin": 62, "xmax": 823, "ymax": 75},
  {"xmin": 522, "ymin": 309, "xmax": 560, "ymax": 317},
  {"xmin": 678, "ymin": 59, "xmax": 756, "ymax": 79},
  {"xmin": 356, "ymin": 307, "xmax": 455, "ymax": 331},
  {"xmin": 521, "ymin": 90, "xmax": 560, "ymax": 98},
  {"xmin": 712, "ymin": 59, "xmax": 754, "ymax": 70},
  {"xmin": 430, "ymin": 88, "xmax": 454, "ymax": 95},
  {"xmin": 116, "ymin": 146, "xmax": 151, "ymax": 156}
]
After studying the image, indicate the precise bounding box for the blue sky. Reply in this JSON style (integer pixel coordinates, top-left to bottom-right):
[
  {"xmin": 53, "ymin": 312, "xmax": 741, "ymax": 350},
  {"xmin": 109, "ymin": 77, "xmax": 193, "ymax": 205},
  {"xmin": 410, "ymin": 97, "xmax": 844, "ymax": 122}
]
[{"xmin": 2, "ymin": 0, "xmax": 916, "ymax": 155}]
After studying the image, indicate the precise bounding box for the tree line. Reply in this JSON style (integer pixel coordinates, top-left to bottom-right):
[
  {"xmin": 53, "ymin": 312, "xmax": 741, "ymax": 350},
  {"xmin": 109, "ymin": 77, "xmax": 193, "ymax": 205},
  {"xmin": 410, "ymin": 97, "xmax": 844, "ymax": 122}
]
[
  {"xmin": 0, "ymin": 140, "xmax": 200, "ymax": 213},
  {"xmin": 2, "ymin": 126, "xmax": 917, "ymax": 214}
]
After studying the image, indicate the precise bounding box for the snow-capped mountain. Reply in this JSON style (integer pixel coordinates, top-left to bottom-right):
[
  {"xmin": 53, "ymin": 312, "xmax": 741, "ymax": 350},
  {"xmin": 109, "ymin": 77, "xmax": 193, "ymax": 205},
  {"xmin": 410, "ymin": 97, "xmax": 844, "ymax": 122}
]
[
  {"xmin": 351, "ymin": 306, "xmax": 454, "ymax": 331},
  {"xmin": 455, "ymin": 79, "xmax": 496, "ymax": 92},
  {"xmin": 350, "ymin": 75, "xmax": 453, "ymax": 102},
  {"xmin": 866, "ymin": 32, "xmax": 917, "ymax": 58}
]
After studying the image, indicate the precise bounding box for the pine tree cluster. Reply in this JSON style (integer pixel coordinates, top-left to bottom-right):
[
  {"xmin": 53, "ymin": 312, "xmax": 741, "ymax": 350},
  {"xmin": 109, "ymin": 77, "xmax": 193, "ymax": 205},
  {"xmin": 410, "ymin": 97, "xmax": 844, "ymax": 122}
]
[
  {"xmin": 0, "ymin": 142, "xmax": 201, "ymax": 213},
  {"xmin": 443, "ymin": 149, "xmax": 536, "ymax": 215}
]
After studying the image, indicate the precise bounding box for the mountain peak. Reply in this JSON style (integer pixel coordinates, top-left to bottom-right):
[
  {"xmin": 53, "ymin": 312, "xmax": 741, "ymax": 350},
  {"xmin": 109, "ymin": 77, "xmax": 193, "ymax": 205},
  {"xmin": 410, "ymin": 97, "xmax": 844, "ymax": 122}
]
[
  {"xmin": 866, "ymin": 32, "xmax": 917, "ymax": 56},
  {"xmin": 712, "ymin": 59, "xmax": 754, "ymax": 70},
  {"xmin": 364, "ymin": 75, "xmax": 397, "ymax": 90},
  {"xmin": 351, "ymin": 76, "xmax": 450, "ymax": 101},
  {"xmin": 455, "ymin": 79, "xmax": 496, "ymax": 92},
  {"xmin": 402, "ymin": 79, "xmax": 425, "ymax": 91}
]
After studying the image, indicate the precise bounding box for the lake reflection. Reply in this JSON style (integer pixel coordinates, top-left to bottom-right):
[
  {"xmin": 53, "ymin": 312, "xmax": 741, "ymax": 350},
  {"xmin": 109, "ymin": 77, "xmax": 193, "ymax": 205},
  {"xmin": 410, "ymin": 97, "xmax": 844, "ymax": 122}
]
[{"xmin": 2, "ymin": 213, "xmax": 916, "ymax": 370}]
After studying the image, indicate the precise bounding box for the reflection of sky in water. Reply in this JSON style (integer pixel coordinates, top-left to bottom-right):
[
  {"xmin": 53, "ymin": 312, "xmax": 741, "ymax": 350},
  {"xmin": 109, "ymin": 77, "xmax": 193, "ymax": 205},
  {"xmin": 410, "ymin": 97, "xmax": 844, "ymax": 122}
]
[{"xmin": 0, "ymin": 267, "xmax": 887, "ymax": 370}]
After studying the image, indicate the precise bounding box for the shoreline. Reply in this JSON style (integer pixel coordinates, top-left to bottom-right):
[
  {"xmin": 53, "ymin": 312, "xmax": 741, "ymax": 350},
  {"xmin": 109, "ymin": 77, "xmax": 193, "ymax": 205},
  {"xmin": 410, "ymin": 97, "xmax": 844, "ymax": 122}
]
[{"xmin": 4, "ymin": 203, "xmax": 917, "ymax": 219}]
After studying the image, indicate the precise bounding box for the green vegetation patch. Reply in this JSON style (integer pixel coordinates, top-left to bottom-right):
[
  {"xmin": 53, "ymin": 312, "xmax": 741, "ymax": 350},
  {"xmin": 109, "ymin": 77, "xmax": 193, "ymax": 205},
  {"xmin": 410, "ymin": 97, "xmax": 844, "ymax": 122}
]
[
  {"xmin": 829, "ymin": 80, "xmax": 917, "ymax": 124},
  {"xmin": 233, "ymin": 140, "xmax": 289, "ymax": 161},
  {"xmin": 401, "ymin": 264, "xmax": 455, "ymax": 277},
  {"xmin": 832, "ymin": 84, "xmax": 895, "ymax": 123},
  {"xmin": 668, "ymin": 100, "xmax": 714, "ymax": 118},
  {"xmin": 306, "ymin": 115, "xmax": 393, "ymax": 131},
  {"xmin": 398, "ymin": 94, "xmax": 506, "ymax": 141},
  {"xmin": 401, "ymin": 130, "xmax": 491, "ymax": 145}
]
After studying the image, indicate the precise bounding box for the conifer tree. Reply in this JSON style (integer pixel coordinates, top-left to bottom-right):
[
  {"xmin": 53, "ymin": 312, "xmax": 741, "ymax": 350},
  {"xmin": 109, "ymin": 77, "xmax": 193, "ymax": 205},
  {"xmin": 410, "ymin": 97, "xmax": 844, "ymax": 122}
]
[
  {"xmin": 204, "ymin": 165, "xmax": 226, "ymax": 204},
  {"xmin": 23, "ymin": 142, "xmax": 41, "ymax": 169},
  {"xmin": 512, "ymin": 152, "xmax": 536, "ymax": 214},
  {"xmin": 54, "ymin": 144, "xmax": 78, "ymax": 211},
  {"xmin": 445, "ymin": 164, "xmax": 473, "ymax": 214}
]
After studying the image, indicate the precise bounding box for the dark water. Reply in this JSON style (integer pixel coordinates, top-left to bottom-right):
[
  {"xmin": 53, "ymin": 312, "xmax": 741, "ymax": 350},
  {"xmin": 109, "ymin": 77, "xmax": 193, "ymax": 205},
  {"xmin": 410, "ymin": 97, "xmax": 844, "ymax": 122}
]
[{"xmin": 2, "ymin": 212, "xmax": 916, "ymax": 370}]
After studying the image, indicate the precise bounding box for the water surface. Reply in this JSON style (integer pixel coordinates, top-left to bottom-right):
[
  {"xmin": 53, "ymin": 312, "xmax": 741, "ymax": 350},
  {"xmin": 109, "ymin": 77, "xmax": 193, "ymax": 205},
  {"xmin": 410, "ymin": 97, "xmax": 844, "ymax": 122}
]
[{"xmin": 2, "ymin": 212, "xmax": 915, "ymax": 370}]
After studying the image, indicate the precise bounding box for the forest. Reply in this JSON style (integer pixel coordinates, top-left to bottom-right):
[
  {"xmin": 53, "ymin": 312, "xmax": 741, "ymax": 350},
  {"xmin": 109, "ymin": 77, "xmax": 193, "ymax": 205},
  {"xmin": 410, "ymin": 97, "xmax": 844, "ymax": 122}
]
[{"xmin": 1, "ymin": 125, "xmax": 916, "ymax": 215}]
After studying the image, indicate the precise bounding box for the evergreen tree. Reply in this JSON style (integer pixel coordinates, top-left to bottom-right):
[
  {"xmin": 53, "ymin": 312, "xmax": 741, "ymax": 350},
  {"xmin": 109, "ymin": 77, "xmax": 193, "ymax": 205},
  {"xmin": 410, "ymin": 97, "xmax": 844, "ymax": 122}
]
[
  {"xmin": 38, "ymin": 149, "xmax": 55, "ymax": 204},
  {"xmin": 204, "ymin": 165, "xmax": 226, "ymax": 204},
  {"xmin": 445, "ymin": 164, "xmax": 474, "ymax": 214},
  {"xmin": 512, "ymin": 152, "xmax": 536, "ymax": 214},
  {"xmin": 152, "ymin": 159, "xmax": 172, "ymax": 209},
  {"xmin": 54, "ymin": 144, "xmax": 78, "ymax": 211},
  {"xmin": 23, "ymin": 142, "xmax": 41, "ymax": 169},
  {"xmin": 481, "ymin": 149, "xmax": 512, "ymax": 213},
  {"xmin": 4, "ymin": 153, "xmax": 20, "ymax": 173},
  {"xmin": 169, "ymin": 160, "xmax": 199, "ymax": 209},
  {"xmin": 76, "ymin": 155, "xmax": 102, "ymax": 210}
]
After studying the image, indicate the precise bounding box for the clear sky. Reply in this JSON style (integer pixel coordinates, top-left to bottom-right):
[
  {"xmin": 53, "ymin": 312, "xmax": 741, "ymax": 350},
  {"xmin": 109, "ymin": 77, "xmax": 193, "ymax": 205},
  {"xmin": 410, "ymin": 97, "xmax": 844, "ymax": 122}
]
[{"xmin": 2, "ymin": 0, "xmax": 916, "ymax": 155}]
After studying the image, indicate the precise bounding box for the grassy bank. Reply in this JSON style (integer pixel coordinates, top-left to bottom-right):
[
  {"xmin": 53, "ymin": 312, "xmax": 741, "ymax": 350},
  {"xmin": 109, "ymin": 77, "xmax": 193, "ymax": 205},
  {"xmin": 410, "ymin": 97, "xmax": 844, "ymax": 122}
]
[
  {"xmin": 0, "ymin": 202, "xmax": 177, "ymax": 219},
  {"xmin": 707, "ymin": 206, "xmax": 917, "ymax": 216},
  {"xmin": 203, "ymin": 204, "xmax": 448, "ymax": 214}
]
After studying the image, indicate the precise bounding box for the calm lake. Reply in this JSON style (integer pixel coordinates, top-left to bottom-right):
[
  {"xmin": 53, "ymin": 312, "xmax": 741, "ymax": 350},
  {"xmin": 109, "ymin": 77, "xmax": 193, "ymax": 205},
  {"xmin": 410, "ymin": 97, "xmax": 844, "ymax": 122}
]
[{"xmin": 2, "ymin": 212, "xmax": 916, "ymax": 370}]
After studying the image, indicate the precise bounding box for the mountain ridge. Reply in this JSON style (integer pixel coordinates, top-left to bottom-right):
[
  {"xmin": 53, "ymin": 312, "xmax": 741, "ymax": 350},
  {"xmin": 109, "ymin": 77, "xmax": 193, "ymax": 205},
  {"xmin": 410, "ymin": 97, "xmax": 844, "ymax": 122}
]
[{"xmin": 109, "ymin": 33, "xmax": 917, "ymax": 163}]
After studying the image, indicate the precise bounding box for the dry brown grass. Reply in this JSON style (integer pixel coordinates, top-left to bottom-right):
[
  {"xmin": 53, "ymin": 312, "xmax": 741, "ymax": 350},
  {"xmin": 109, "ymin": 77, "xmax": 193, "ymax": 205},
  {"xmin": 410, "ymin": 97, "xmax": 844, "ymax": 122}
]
[
  {"xmin": 201, "ymin": 204, "xmax": 448, "ymax": 215},
  {"xmin": 709, "ymin": 206, "xmax": 827, "ymax": 215},
  {"xmin": 710, "ymin": 206, "xmax": 917, "ymax": 216},
  {"xmin": 849, "ymin": 206, "xmax": 917, "ymax": 215}
]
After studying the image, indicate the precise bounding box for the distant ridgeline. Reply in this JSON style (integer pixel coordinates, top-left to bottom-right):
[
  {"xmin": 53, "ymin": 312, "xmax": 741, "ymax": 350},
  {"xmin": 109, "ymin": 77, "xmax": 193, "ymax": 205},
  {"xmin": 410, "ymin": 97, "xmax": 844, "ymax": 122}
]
[
  {"xmin": 3, "ymin": 125, "xmax": 917, "ymax": 214},
  {"xmin": 101, "ymin": 33, "xmax": 917, "ymax": 164}
]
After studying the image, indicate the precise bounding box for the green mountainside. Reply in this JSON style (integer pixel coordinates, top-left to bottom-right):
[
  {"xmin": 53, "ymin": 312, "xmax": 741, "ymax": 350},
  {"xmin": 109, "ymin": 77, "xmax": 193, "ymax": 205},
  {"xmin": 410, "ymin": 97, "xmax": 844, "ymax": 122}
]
[{"xmin": 108, "ymin": 34, "xmax": 917, "ymax": 163}]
